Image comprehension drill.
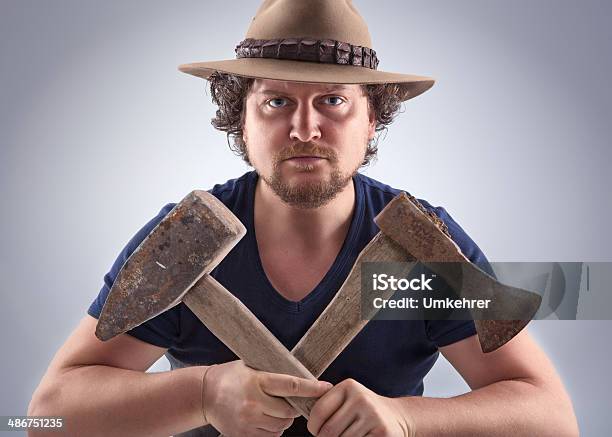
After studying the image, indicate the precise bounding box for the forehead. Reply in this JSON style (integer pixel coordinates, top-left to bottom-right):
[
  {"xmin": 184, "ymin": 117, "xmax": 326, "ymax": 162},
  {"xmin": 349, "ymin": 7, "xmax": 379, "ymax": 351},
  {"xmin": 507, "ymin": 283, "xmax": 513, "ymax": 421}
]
[{"xmin": 249, "ymin": 78, "xmax": 364, "ymax": 96}]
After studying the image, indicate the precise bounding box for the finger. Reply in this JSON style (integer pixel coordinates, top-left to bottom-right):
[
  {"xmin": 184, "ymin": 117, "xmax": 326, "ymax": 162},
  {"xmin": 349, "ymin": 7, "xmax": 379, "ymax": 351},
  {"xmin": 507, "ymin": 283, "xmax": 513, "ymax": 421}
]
[
  {"xmin": 259, "ymin": 373, "xmax": 333, "ymax": 398},
  {"xmin": 308, "ymin": 387, "xmax": 346, "ymax": 436},
  {"xmin": 340, "ymin": 416, "xmax": 370, "ymax": 437},
  {"xmin": 248, "ymin": 428, "xmax": 283, "ymax": 437},
  {"xmin": 254, "ymin": 431, "xmax": 283, "ymax": 437},
  {"xmin": 315, "ymin": 396, "xmax": 357, "ymax": 437},
  {"xmin": 220, "ymin": 425, "xmax": 279, "ymax": 437},
  {"xmin": 255, "ymin": 413, "xmax": 294, "ymax": 433},
  {"xmin": 261, "ymin": 396, "xmax": 300, "ymax": 419}
]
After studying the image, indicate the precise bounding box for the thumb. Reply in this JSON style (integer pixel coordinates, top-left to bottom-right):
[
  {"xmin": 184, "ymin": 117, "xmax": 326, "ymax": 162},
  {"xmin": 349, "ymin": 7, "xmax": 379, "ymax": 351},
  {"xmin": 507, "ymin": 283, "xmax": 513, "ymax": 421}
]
[{"xmin": 259, "ymin": 374, "xmax": 333, "ymax": 398}]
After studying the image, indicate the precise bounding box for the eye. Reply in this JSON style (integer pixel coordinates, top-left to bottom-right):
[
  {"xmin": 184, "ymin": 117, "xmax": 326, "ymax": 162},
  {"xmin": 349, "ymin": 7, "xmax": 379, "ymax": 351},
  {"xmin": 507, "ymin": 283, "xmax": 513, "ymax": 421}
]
[
  {"xmin": 267, "ymin": 98, "xmax": 288, "ymax": 108},
  {"xmin": 322, "ymin": 96, "xmax": 345, "ymax": 106}
]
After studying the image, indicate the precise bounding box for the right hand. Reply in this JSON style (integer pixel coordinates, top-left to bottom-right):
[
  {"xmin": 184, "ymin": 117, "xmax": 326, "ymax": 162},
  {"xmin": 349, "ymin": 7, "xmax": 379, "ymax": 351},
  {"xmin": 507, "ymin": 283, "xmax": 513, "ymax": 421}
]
[{"xmin": 202, "ymin": 360, "xmax": 333, "ymax": 437}]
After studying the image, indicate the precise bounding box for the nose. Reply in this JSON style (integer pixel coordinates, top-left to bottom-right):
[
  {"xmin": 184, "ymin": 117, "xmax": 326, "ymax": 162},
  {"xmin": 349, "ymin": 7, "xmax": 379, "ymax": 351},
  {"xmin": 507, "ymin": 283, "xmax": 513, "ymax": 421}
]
[{"xmin": 289, "ymin": 102, "xmax": 321, "ymax": 143}]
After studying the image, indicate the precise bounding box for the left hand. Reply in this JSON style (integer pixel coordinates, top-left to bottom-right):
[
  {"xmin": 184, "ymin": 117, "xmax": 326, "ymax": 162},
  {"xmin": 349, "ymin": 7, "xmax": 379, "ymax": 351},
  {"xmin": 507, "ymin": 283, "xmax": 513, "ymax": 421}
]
[{"xmin": 307, "ymin": 378, "xmax": 416, "ymax": 437}]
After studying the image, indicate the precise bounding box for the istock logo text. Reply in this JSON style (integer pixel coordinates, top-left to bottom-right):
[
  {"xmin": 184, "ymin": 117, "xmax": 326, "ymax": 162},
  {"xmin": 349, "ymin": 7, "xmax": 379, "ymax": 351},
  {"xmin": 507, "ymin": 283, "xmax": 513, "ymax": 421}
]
[{"xmin": 372, "ymin": 273, "xmax": 436, "ymax": 291}]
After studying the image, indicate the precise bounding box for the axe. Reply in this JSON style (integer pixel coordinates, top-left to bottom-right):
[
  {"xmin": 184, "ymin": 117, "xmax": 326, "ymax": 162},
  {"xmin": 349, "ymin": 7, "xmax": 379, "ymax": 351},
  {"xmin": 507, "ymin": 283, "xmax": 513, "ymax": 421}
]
[
  {"xmin": 290, "ymin": 193, "xmax": 542, "ymax": 379},
  {"xmin": 373, "ymin": 192, "xmax": 542, "ymax": 352}
]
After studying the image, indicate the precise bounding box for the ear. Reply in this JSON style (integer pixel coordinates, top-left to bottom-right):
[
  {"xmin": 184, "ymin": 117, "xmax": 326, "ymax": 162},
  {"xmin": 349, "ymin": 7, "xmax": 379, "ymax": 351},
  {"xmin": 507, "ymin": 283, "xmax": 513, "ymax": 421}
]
[
  {"xmin": 367, "ymin": 105, "xmax": 376, "ymax": 140},
  {"xmin": 241, "ymin": 113, "xmax": 248, "ymax": 145}
]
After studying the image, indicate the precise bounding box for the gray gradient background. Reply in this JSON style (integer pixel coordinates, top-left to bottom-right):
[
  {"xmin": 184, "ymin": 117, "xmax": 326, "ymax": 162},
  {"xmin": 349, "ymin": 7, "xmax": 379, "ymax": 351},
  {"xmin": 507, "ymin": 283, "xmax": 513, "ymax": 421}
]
[{"xmin": 1, "ymin": 0, "xmax": 610, "ymax": 435}]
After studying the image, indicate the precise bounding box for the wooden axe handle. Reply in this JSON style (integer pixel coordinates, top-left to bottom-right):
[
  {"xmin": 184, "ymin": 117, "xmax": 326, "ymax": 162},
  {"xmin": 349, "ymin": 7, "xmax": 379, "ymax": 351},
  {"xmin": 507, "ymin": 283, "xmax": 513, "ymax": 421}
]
[
  {"xmin": 292, "ymin": 233, "xmax": 412, "ymax": 376},
  {"xmin": 182, "ymin": 234, "xmax": 410, "ymax": 431},
  {"xmin": 183, "ymin": 275, "xmax": 317, "ymax": 418}
]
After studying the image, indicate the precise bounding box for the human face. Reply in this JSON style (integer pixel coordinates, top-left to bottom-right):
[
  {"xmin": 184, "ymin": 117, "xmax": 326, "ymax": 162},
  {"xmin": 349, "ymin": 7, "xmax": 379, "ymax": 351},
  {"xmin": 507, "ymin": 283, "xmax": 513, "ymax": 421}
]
[{"xmin": 242, "ymin": 79, "xmax": 376, "ymax": 209}]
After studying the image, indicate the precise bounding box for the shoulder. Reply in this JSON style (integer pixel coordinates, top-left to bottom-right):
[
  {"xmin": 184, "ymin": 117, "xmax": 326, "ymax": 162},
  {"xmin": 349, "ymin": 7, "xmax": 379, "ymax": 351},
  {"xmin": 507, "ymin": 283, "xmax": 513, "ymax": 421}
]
[
  {"xmin": 101, "ymin": 171, "xmax": 255, "ymax": 289},
  {"xmin": 115, "ymin": 202, "xmax": 176, "ymax": 263},
  {"xmin": 355, "ymin": 172, "xmax": 403, "ymax": 205},
  {"xmin": 88, "ymin": 172, "xmax": 254, "ymax": 344},
  {"xmin": 356, "ymin": 173, "xmax": 493, "ymax": 276},
  {"xmin": 207, "ymin": 171, "xmax": 254, "ymax": 207}
]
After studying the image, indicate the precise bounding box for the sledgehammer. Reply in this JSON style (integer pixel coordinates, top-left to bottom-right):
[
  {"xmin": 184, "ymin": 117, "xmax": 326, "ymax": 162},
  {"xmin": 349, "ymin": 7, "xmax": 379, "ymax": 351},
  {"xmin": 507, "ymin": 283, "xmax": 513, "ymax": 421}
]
[{"xmin": 95, "ymin": 190, "xmax": 320, "ymax": 417}]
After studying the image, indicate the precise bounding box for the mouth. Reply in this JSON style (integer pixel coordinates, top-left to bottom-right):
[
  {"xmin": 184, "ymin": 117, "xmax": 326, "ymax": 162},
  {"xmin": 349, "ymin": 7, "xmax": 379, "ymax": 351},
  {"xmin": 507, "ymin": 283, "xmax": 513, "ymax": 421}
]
[
  {"xmin": 285, "ymin": 155, "xmax": 327, "ymax": 160},
  {"xmin": 284, "ymin": 156, "xmax": 327, "ymax": 165}
]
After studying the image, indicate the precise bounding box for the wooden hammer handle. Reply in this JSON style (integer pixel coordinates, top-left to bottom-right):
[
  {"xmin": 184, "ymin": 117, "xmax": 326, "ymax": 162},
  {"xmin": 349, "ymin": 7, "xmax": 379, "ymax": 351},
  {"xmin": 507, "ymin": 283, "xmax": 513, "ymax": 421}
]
[{"xmin": 183, "ymin": 275, "xmax": 317, "ymax": 418}]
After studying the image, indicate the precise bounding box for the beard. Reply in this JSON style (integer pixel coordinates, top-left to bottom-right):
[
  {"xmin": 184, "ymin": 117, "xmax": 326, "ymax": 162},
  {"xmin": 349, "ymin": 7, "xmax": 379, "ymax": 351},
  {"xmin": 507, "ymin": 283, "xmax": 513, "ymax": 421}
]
[{"xmin": 255, "ymin": 142, "xmax": 363, "ymax": 209}]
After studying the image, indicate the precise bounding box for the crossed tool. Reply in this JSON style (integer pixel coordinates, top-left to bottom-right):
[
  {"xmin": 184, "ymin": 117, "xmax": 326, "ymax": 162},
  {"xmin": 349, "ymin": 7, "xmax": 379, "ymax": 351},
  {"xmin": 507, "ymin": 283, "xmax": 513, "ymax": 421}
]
[{"xmin": 95, "ymin": 191, "xmax": 541, "ymax": 421}]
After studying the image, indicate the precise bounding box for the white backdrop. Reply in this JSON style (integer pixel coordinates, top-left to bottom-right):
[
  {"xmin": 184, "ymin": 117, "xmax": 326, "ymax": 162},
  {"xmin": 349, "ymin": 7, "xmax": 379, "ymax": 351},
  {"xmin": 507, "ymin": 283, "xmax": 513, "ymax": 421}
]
[{"xmin": 1, "ymin": 1, "xmax": 610, "ymax": 435}]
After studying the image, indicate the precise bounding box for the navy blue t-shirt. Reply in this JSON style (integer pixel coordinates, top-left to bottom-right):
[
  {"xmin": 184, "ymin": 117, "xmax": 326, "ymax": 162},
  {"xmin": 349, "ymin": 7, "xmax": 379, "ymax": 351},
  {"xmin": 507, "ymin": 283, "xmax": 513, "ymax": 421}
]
[{"xmin": 88, "ymin": 170, "xmax": 493, "ymax": 436}]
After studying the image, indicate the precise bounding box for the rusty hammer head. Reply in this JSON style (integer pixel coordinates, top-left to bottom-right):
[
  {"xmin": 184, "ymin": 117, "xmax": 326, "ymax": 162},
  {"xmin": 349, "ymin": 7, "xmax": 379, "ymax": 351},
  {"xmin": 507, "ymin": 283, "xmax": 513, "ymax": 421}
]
[
  {"xmin": 374, "ymin": 192, "xmax": 542, "ymax": 353},
  {"xmin": 95, "ymin": 190, "xmax": 246, "ymax": 341}
]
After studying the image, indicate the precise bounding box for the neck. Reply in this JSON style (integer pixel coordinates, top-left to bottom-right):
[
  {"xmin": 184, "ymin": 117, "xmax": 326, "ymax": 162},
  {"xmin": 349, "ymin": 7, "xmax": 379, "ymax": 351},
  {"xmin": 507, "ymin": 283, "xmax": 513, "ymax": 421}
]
[{"xmin": 254, "ymin": 174, "xmax": 356, "ymax": 250}]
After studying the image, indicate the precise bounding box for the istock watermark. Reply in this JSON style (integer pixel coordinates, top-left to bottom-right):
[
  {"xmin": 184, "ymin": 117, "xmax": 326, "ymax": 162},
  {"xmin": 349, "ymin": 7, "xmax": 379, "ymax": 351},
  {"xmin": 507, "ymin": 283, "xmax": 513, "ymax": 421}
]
[{"xmin": 360, "ymin": 262, "xmax": 612, "ymax": 321}]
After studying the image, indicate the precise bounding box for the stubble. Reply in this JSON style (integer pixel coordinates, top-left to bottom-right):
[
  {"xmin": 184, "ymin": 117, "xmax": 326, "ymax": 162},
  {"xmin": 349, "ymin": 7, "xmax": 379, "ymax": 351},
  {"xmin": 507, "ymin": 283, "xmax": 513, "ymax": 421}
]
[{"xmin": 255, "ymin": 142, "xmax": 363, "ymax": 209}]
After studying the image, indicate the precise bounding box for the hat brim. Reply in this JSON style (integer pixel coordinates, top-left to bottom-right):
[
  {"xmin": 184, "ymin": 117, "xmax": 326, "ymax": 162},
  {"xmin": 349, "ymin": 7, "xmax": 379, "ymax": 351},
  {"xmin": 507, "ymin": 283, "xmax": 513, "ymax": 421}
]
[{"xmin": 178, "ymin": 58, "xmax": 434, "ymax": 102}]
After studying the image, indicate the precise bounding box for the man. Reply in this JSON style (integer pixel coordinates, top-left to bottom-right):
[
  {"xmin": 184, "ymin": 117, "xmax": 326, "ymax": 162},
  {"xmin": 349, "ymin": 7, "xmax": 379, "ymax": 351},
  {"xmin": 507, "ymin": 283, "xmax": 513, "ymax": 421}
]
[{"xmin": 29, "ymin": 1, "xmax": 578, "ymax": 436}]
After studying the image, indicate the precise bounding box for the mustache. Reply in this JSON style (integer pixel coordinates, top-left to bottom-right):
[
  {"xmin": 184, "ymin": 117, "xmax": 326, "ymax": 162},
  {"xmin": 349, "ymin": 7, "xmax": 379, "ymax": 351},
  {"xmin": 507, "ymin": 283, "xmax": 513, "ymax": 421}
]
[{"xmin": 276, "ymin": 142, "xmax": 337, "ymax": 161}]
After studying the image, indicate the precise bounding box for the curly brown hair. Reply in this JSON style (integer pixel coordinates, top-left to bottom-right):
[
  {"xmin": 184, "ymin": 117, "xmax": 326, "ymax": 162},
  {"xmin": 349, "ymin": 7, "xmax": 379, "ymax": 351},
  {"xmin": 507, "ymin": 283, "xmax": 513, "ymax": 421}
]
[{"xmin": 208, "ymin": 72, "xmax": 404, "ymax": 167}]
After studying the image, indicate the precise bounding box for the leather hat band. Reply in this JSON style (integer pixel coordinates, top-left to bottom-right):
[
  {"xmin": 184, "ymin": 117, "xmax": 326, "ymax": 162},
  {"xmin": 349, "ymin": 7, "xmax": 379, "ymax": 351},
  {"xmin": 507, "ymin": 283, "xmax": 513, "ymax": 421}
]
[{"xmin": 235, "ymin": 37, "xmax": 380, "ymax": 70}]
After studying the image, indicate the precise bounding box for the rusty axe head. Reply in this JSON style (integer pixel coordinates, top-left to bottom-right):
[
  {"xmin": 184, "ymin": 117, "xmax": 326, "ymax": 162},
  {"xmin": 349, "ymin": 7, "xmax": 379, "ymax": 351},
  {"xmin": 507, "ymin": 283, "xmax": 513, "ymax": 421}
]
[
  {"xmin": 374, "ymin": 192, "xmax": 542, "ymax": 353},
  {"xmin": 95, "ymin": 190, "xmax": 246, "ymax": 341}
]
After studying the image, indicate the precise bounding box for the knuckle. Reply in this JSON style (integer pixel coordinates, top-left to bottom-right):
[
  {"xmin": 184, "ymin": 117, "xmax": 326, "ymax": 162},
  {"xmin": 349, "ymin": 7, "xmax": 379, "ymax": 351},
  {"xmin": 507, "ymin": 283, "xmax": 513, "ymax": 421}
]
[
  {"xmin": 319, "ymin": 423, "xmax": 337, "ymax": 437},
  {"xmin": 288, "ymin": 377, "xmax": 300, "ymax": 394},
  {"xmin": 237, "ymin": 401, "xmax": 256, "ymax": 422},
  {"xmin": 284, "ymin": 405, "xmax": 297, "ymax": 418},
  {"xmin": 271, "ymin": 418, "xmax": 292, "ymax": 432},
  {"xmin": 370, "ymin": 427, "xmax": 390, "ymax": 437},
  {"xmin": 239, "ymin": 398, "xmax": 253, "ymax": 411},
  {"xmin": 353, "ymin": 398, "xmax": 367, "ymax": 410},
  {"xmin": 307, "ymin": 420, "xmax": 319, "ymax": 436},
  {"xmin": 354, "ymin": 392, "xmax": 370, "ymax": 407},
  {"xmin": 341, "ymin": 378, "xmax": 357, "ymax": 388},
  {"xmin": 381, "ymin": 425, "xmax": 396, "ymax": 437},
  {"xmin": 267, "ymin": 422, "xmax": 282, "ymax": 433}
]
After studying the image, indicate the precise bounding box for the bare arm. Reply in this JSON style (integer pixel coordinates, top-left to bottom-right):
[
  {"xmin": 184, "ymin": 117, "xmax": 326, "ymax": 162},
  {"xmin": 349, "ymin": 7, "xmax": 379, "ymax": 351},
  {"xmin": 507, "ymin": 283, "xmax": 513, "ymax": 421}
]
[
  {"xmin": 29, "ymin": 315, "xmax": 333, "ymax": 437},
  {"xmin": 307, "ymin": 328, "xmax": 578, "ymax": 437},
  {"xmin": 397, "ymin": 329, "xmax": 579, "ymax": 436},
  {"xmin": 27, "ymin": 315, "xmax": 206, "ymax": 437}
]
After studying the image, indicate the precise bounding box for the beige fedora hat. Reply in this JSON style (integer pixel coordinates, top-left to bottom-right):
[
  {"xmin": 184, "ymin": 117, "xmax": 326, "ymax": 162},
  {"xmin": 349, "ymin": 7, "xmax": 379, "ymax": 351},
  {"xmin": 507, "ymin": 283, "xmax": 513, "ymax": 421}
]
[{"xmin": 178, "ymin": 0, "xmax": 434, "ymax": 101}]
